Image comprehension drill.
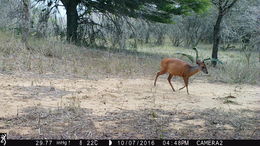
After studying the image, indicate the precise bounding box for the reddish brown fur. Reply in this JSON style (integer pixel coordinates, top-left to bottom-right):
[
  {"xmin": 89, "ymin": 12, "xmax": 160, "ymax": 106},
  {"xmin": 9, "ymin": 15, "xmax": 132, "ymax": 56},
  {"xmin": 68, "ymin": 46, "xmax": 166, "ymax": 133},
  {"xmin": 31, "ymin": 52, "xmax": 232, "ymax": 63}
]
[{"xmin": 154, "ymin": 58, "xmax": 208, "ymax": 94}]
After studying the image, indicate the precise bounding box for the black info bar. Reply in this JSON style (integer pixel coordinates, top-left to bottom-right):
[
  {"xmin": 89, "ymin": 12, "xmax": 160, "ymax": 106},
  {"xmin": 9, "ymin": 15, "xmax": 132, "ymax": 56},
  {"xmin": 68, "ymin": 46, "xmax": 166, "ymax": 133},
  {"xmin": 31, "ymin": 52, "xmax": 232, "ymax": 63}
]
[
  {"xmin": 1, "ymin": 139, "xmax": 260, "ymax": 146},
  {"xmin": 1, "ymin": 133, "xmax": 260, "ymax": 146}
]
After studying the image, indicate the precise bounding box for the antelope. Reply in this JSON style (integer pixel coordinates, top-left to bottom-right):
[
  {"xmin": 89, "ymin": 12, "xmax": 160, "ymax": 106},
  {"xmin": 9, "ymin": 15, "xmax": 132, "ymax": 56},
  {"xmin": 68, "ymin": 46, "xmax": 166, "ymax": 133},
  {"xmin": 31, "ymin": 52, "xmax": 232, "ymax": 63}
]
[{"xmin": 154, "ymin": 48, "xmax": 210, "ymax": 94}]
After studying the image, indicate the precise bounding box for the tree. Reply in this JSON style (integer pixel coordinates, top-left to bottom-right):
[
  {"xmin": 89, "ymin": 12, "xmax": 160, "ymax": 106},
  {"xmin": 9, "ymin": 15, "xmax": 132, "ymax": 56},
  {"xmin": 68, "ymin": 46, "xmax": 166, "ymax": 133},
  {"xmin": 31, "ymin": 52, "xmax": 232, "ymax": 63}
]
[
  {"xmin": 211, "ymin": 0, "xmax": 238, "ymax": 66},
  {"xmin": 60, "ymin": 0, "xmax": 80, "ymax": 42},
  {"xmin": 220, "ymin": 0, "xmax": 260, "ymax": 57},
  {"xmin": 37, "ymin": 0, "xmax": 210, "ymax": 43},
  {"xmin": 21, "ymin": 0, "xmax": 30, "ymax": 50},
  {"xmin": 0, "ymin": 0, "xmax": 21, "ymax": 30}
]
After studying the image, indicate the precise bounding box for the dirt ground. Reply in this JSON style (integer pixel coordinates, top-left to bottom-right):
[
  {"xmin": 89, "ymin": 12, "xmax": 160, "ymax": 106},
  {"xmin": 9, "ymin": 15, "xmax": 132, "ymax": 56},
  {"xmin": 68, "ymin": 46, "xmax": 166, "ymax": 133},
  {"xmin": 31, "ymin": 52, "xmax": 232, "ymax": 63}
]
[{"xmin": 0, "ymin": 72, "xmax": 259, "ymax": 139}]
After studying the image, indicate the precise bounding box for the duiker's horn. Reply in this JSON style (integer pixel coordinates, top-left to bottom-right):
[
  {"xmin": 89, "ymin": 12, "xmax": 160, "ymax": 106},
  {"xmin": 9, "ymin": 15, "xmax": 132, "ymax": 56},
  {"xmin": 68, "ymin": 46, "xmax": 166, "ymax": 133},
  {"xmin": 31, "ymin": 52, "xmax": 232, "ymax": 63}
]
[{"xmin": 192, "ymin": 47, "xmax": 199, "ymax": 61}]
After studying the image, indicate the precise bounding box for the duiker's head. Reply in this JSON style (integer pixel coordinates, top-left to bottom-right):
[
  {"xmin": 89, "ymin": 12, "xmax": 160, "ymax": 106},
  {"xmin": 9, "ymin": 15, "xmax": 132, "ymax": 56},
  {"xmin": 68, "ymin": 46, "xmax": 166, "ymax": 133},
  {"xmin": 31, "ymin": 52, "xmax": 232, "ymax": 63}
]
[
  {"xmin": 192, "ymin": 48, "xmax": 209, "ymax": 74},
  {"xmin": 196, "ymin": 60, "xmax": 208, "ymax": 74}
]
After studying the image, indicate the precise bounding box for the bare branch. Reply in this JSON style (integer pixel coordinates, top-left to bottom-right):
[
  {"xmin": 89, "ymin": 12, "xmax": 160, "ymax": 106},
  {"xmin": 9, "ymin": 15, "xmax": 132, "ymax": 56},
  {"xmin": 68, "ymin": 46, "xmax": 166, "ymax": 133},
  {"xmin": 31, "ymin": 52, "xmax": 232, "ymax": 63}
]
[{"xmin": 223, "ymin": 0, "xmax": 238, "ymax": 14}]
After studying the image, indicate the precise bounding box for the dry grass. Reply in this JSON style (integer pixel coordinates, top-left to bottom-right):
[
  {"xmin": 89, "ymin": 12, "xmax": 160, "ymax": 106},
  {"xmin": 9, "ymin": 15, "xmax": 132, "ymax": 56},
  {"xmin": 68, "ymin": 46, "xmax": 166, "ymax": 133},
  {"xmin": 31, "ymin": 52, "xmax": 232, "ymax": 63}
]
[
  {"xmin": 2, "ymin": 105, "xmax": 259, "ymax": 139},
  {"xmin": 209, "ymin": 61, "xmax": 259, "ymax": 84},
  {"xmin": 0, "ymin": 32, "xmax": 160, "ymax": 79},
  {"xmin": 0, "ymin": 31, "xmax": 259, "ymax": 84}
]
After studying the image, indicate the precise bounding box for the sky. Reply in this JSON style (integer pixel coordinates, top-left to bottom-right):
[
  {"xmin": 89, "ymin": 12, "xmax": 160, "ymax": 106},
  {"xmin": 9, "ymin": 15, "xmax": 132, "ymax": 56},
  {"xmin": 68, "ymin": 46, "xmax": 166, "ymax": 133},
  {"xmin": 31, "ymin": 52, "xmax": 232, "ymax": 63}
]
[{"xmin": 57, "ymin": 1, "xmax": 66, "ymax": 18}]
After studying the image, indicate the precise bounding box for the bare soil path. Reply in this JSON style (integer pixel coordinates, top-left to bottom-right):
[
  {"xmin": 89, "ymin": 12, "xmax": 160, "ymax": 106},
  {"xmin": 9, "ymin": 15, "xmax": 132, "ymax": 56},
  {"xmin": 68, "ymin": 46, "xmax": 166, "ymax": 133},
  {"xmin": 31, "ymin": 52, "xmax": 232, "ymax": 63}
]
[{"xmin": 0, "ymin": 73, "xmax": 259, "ymax": 139}]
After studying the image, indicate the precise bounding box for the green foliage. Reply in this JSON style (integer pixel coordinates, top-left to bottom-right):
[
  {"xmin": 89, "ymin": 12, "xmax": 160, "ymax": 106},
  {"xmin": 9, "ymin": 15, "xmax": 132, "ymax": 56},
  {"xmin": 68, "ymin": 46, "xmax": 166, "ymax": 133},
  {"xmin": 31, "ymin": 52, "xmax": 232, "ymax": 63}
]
[
  {"xmin": 172, "ymin": 0, "xmax": 211, "ymax": 14},
  {"xmin": 44, "ymin": 0, "xmax": 211, "ymax": 23},
  {"xmin": 210, "ymin": 58, "xmax": 223, "ymax": 64},
  {"xmin": 173, "ymin": 47, "xmax": 213, "ymax": 63},
  {"xmin": 174, "ymin": 53, "xmax": 195, "ymax": 62}
]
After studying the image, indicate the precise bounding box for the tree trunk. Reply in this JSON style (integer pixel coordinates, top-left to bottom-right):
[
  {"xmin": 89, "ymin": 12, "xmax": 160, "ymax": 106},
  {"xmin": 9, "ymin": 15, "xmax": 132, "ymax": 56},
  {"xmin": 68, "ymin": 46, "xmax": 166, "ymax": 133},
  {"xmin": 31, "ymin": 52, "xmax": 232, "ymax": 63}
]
[
  {"xmin": 145, "ymin": 32, "xmax": 150, "ymax": 43},
  {"xmin": 61, "ymin": 0, "xmax": 79, "ymax": 43},
  {"xmin": 156, "ymin": 32, "xmax": 164, "ymax": 46},
  {"xmin": 211, "ymin": 12, "xmax": 223, "ymax": 67},
  {"xmin": 89, "ymin": 25, "xmax": 96, "ymax": 46},
  {"xmin": 21, "ymin": 0, "xmax": 30, "ymax": 49},
  {"xmin": 145, "ymin": 22, "xmax": 151, "ymax": 43}
]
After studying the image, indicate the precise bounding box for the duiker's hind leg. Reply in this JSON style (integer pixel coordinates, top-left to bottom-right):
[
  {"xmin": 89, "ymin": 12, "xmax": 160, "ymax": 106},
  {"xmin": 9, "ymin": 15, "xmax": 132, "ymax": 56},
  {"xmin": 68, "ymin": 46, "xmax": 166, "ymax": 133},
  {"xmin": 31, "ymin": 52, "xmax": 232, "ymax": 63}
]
[
  {"xmin": 180, "ymin": 77, "xmax": 189, "ymax": 94},
  {"xmin": 179, "ymin": 86, "xmax": 185, "ymax": 90},
  {"xmin": 154, "ymin": 70, "xmax": 166, "ymax": 86},
  {"xmin": 167, "ymin": 74, "xmax": 175, "ymax": 92}
]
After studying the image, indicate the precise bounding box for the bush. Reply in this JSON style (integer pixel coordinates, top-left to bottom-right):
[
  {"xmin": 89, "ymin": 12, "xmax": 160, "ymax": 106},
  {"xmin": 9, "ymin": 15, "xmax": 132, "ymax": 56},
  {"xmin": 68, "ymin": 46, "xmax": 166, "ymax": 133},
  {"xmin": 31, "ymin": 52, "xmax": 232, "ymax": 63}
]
[{"xmin": 209, "ymin": 60, "xmax": 259, "ymax": 84}]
